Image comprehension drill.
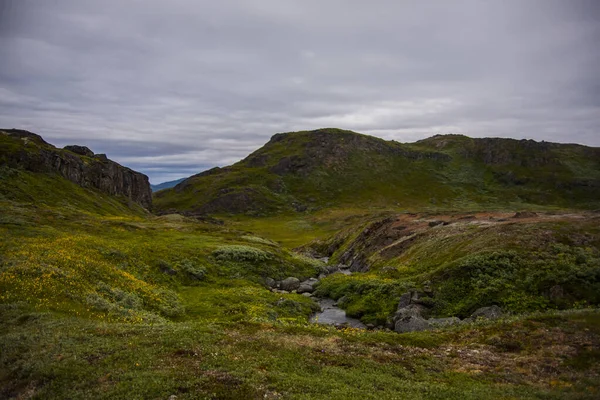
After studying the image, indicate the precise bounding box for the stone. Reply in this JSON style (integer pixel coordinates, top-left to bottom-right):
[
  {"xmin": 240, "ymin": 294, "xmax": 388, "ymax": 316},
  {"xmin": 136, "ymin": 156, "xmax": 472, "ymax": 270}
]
[
  {"xmin": 393, "ymin": 304, "xmax": 427, "ymax": 322},
  {"xmin": 297, "ymin": 283, "xmax": 315, "ymax": 294},
  {"xmin": 428, "ymin": 317, "xmax": 461, "ymax": 327},
  {"xmin": 394, "ymin": 316, "xmax": 430, "ymax": 333},
  {"xmin": 265, "ymin": 277, "xmax": 276, "ymax": 288},
  {"xmin": 302, "ymin": 292, "xmax": 313, "ymax": 297},
  {"xmin": 280, "ymin": 277, "xmax": 300, "ymax": 292},
  {"xmin": 325, "ymin": 265, "xmax": 339, "ymax": 274},
  {"xmin": 397, "ymin": 292, "xmax": 412, "ymax": 309},
  {"xmin": 470, "ymin": 305, "xmax": 503, "ymax": 320},
  {"xmin": 422, "ymin": 281, "xmax": 433, "ymax": 294},
  {"xmin": 338, "ymin": 263, "xmax": 350, "ymax": 270},
  {"xmin": 410, "ymin": 291, "xmax": 422, "ymax": 303}
]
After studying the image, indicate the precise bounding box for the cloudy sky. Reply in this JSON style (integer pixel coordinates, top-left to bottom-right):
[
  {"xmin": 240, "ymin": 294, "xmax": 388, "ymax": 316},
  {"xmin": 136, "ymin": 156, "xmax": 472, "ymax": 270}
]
[{"xmin": 1, "ymin": 0, "xmax": 599, "ymax": 183}]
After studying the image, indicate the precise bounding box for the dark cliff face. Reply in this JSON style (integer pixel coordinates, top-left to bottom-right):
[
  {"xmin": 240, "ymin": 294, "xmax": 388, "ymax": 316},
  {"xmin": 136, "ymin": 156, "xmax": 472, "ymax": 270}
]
[{"xmin": 1, "ymin": 129, "xmax": 152, "ymax": 209}]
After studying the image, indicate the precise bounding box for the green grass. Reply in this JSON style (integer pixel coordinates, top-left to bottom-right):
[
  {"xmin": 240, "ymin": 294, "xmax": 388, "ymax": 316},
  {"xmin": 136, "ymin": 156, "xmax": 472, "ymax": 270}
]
[
  {"xmin": 154, "ymin": 129, "xmax": 600, "ymax": 216},
  {"xmin": 2, "ymin": 131, "xmax": 600, "ymax": 398}
]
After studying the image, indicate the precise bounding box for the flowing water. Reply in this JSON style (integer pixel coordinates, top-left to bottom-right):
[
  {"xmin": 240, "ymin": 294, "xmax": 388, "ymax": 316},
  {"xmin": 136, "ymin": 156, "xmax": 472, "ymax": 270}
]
[{"xmin": 310, "ymin": 298, "xmax": 366, "ymax": 328}]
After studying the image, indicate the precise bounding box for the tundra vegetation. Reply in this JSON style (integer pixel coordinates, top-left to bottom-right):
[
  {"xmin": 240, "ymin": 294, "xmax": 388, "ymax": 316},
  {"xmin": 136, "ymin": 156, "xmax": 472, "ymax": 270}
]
[{"xmin": 1, "ymin": 129, "xmax": 600, "ymax": 399}]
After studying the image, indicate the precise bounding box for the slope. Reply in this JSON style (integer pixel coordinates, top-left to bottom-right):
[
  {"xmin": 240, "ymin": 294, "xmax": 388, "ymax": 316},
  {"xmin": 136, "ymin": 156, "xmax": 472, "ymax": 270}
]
[{"xmin": 154, "ymin": 128, "xmax": 600, "ymax": 216}]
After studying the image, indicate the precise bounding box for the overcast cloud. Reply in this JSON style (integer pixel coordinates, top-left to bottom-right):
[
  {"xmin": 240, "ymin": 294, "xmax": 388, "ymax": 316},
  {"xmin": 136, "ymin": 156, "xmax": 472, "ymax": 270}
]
[{"xmin": 1, "ymin": 0, "xmax": 599, "ymax": 183}]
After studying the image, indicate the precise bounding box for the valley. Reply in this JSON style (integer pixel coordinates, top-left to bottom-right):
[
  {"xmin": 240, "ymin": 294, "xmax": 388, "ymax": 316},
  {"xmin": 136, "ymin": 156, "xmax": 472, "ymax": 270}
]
[{"xmin": 1, "ymin": 128, "xmax": 599, "ymax": 399}]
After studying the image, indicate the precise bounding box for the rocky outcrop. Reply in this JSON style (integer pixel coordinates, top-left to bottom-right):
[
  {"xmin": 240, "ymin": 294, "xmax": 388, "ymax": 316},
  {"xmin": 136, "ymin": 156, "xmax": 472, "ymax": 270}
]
[{"xmin": 1, "ymin": 129, "xmax": 152, "ymax": 208}]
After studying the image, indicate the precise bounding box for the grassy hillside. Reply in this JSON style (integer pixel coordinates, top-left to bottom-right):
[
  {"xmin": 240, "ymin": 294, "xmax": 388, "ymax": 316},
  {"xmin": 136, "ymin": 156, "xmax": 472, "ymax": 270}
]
[
  {"xmin": 307, "ymin": 212, "xmax": 600, "ymax": 325},
  {"xmin": 2, "ymin": 131, "xmax": 600, "ymax": 398},
  {"xmin": 154, "ymin": 129, "xmax": 600, "ymax": 215}
]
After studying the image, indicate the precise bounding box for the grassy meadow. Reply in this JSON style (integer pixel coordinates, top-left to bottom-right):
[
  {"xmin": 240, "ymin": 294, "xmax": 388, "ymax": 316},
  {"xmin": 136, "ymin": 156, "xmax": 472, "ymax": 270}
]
[{"xmin": 1, "ymin": 165, "xmax": 600, "ymax": 398}]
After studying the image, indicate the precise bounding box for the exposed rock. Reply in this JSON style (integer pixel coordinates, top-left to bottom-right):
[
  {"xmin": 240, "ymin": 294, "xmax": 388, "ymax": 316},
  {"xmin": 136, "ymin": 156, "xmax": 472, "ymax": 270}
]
[
  {"xmin": 422, "ymin": 281, "xmax": 433, "ymax": 295},
  {"xmin": 1, "ymin": 129, "xmax": 152, "ymax": 208},
  {"xmin": 265, "ymin": 277, "xmax": 276, "ymax": 288},
  {"xmin": 64, "ymin": 145, "xmax": 94, "ymax": 157},
  {"xmin": 469, "ymin": 305, "xmax": 503, "ymax": 320},
  {"xmin": 302, "ymin": 292, "xmax": 313, "ymax": 297},
  {"xmin": 429, "ymin": 317, "xmax": 461, "ymax": 327},
  {"xmin": 393, "ymin": 304, "xmax": 427, "ymax": 322},
  {"xmin": 280, "ymin": 277, "xmax": 301, "ymax": 292},
  {"xmin": 338, "ymin": 263, "xmax": 350, "ymax": 270},
  {"xmin": 394, "ymin": 316, "xmax": 430, "ymax": 333},
  {"xmin": 397, "ymin": 292, "xmax": 412, "ymax": 309},
  {"xmin": 297, "ymin": 278, "xmax": 319, "ymax": 294},
  {"xmin": 324, "ymin": 265, "xmax": 340, "ymax": 275}
]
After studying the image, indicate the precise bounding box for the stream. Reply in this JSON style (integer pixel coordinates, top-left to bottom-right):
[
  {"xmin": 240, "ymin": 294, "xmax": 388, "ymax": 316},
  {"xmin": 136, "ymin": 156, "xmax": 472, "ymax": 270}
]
[{"xmin": 310, "ymin": 298, "xmax": 366, "ymax": 329}]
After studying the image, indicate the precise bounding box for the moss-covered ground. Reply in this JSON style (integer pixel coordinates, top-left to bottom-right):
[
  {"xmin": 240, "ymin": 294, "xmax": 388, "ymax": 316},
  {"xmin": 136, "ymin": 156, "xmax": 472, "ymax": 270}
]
[{"xmin": 2, "ymin": 167, "xmax": 600, "ymax": 398}]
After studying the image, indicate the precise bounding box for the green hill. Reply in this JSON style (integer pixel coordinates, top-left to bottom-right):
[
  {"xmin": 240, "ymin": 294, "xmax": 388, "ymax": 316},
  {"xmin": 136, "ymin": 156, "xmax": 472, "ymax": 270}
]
[
  {"xmin": 2, "ymin": 129, "xmax": 600, "ymax": 399},
  {"xmin": 154, "ymin": 128, "xmax": 600, "ymax": 215}
]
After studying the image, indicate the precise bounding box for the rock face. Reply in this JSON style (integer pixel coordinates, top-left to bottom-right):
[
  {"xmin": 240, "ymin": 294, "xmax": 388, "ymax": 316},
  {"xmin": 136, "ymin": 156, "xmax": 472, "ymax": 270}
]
[{"xmin": 1, "ymin": 129, "xmax": 152, "ymax": 209}]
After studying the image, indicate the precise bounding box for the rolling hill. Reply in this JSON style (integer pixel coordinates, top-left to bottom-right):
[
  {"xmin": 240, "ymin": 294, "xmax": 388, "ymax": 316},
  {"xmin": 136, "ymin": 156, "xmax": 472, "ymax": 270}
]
[{"xmin": 154, "ymin": 128, "xmax": 600, "ymax": 216}]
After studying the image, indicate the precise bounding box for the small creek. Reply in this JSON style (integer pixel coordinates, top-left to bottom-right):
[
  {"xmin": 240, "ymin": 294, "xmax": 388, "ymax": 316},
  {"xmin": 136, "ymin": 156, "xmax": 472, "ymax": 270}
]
[{"xmin": 310, "ymin": 298, "xmax": 366, "ymax": 329}]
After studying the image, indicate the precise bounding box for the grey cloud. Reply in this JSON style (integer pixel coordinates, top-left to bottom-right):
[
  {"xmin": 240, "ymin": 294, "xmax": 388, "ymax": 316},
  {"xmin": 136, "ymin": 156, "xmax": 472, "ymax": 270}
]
[{"xmin": 1, "ymin": 0, "xmax": 599, "ymax": 183}]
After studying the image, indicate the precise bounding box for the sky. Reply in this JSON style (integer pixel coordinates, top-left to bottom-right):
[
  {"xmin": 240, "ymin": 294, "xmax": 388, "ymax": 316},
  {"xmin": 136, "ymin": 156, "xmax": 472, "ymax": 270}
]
[{"xmin": 1, "ymin": 0, "xmax": 599, "ymax": 184}]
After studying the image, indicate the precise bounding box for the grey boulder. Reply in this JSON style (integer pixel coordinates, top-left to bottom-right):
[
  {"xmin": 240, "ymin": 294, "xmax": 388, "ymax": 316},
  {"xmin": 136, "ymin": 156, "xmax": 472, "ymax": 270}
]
[
  {"xmin": 280, "ymin": 277, "xmax": 301, "ymax": 292},
  {"xmin": 265, "ymin": 277, "xmax": 276, "ymax": 288},
  {"xmin": 469, "ymin": 305, "xmax": 503, "ymax": 320},
  {"xmin": 394, "ymin": 316, "xmax": 430, "ymax": 333},
  {"xmin": 429, "ymin": 317, "xmax": 461, "ymax": 327}
]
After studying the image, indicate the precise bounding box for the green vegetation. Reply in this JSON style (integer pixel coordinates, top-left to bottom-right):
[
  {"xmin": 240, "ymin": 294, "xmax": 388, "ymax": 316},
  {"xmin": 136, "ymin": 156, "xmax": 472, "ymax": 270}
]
[
  {"xmin": 154, "ymin": 129, "xmax": 600, "ymax": 215},
  {"xmin": 2, "ymin": 129, "xmax": 600, "ymax": 398},
  {"xmin": 312, "ymin": 214, "xmax": 600, "ymax": 325}
]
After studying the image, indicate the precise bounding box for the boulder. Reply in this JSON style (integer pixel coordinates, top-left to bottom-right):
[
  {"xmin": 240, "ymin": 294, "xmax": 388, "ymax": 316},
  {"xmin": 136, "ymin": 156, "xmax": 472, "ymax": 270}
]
[
  {"xmin": 470, "ymin": 305, "xmax": 503, "ymax": 320},
  {"xmin": 324, "ymin": 265, "xmax": 339, "ymax": 274},
  {"xmin": 265, "ymin": 277, "xmax": 276, "ymax": 288},
  {"xmin": 393, "ymin": 304, "xmax": 427, "ymax": 322},
  {"xmin": 428, "ymin": 317, "xmax": 461, "ymax": 327},
  {"xmin": 394, "ymin": 316, "xmax": 430, "ymax": 333},
  {"xmin": 302, "ymin": 292, "xmax": 313, "ymax": 297},
  {"xmin": 397, "ymin": 292, "xmax": 412, "ymax": 309},
  {"xmin": 297, "ymin": 278, "xmax": 318, "ymax": 294},
  {"xmin": 280, "ymin": 277, "xmax": 300, "ymax": 292}
]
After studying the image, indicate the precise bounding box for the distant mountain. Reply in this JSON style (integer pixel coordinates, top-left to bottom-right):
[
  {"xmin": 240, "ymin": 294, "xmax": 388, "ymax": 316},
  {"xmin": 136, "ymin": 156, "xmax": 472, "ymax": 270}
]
[
  {"xmin": 154, "ymin": 128, "xmax": 600, "ymax": 215},
  {"xmin": 151, "ymin": 178, "xmax": 187, "ymax": 192}
]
